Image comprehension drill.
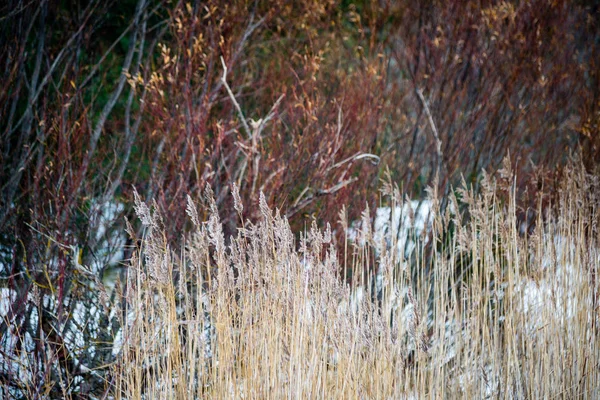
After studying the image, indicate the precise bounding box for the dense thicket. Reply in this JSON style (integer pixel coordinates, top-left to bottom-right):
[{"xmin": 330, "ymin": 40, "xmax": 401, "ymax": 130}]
[{"xmin": 0, "ymin": 0, "xmax": 598, "ymax": 397}]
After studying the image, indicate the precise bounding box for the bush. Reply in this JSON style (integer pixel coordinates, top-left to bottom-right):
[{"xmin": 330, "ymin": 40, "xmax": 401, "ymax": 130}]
[{"xmin": 1, "ymin": 0, "xmax": 599, "ymax": 396}]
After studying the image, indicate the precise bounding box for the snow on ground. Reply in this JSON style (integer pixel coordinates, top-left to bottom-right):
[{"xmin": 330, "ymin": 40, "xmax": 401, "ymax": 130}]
[
  {"xmin": 1, "ymin": 288, "xmax": 37, "ymax": 389},
  {"xmin": 347, "ymin": 200, "xmax": 597, "ymax": 397},
  {"xmin": 0, "ymin": 287, "xmax": 16, "ymax": 317},
  {"xmin": 515, "ymin": 233, "xmax": 598, "ymax": 335},
  {"xmin": 373, "ymin": 200, "xmax": 434, "ymax": 258},
  {"xmin": 0, "ymin": 198, "xmax": 126, "ymax": 396},
  {"xmin": 0, "ymin": 244, "xmax": 11, "ymax": 277},
  {"xmin": 347, "ymin": 200, "xmax": 435, "ymax": 261},
  {"xmin": 88, "ymin": 199, "xmax": 126, "ymax": 275}
]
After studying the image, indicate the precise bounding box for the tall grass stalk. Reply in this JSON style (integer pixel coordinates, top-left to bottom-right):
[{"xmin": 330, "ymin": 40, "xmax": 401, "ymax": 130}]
[{"xmin": 114, "ymin": 163, "xmax": 599, "ymax": 399}]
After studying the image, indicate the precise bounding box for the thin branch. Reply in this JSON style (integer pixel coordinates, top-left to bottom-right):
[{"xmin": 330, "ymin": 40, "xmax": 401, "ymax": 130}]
[
  {"xmin": 0, "ymin": 0, "xmax": 38, "ymax": 21},
  {"xmin": 315, "ymin": 177, "xmax": 359, "ymax": 196},
  {"xmin": 254, "ymin": 94, "xmax": 285, "ymax": 138},
  {"xmin": 416, "ymin": 88, "xmax": 443, "ymax": 179},
  {"xmin": 286, "ymin": 177, "xmax": 359, "ymax": 218},
  {"xmin": 327, "ymin": 152, "xmax": 380, "ymax": 172},
  {"xmin": 8, "ymin": 0, "xmax": 100, "ymax": 136},
  {"xmin": 77, "ymin": 0, "xmax": 168, "ymax": 92},
  {"xmin": 102, "ymin": 10, "xmax": 151, "ymax": 204},
  {"xmin": 248, "ymin": 94, "xmax": 285, "ymax": 197},
  {"xmin": 78, "ymin": 0, "xmax": 147, "ymax": 190},
  {"xmin": 220, "ymin": 56, "xmax": 252, "ymax": 139},
  {"xmin": 205, "ymin": 13, "xmax": 266, "ymax": 112}
]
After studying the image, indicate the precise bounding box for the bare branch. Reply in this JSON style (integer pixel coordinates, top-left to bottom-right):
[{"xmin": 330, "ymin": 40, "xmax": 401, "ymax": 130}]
[
  {"xmin": 254, "ymin": 94, "xmax": 285, "ymax": 137},
  {"xmin": 78, "ymin": 0, "xmax": 168, "ymax": 92},
  {"xmin": 220, "ymin": 56, "xmax": 252, "ymax": 139},
  {"xmin": 205, "ymin": 13, "xmax": 266, "ymax": 110},
  {"xmin": 78, "ymin": 0, "xmax": 147, "ymax": 191},
  {"xmin": 102, "ymin": 10, "xmax": 151, "ymax": 204},
  {"xmin": 327, "ymin": 152, "xmax": 380, "ymax": 173},
  {"xmin": 416, "ymin": 88, "xmax": 443, "ymax": 180},
  {"xmin": 286, "ymin": 177, "xmax": 359, "ymax": 218},
  {"xmin": 8, "ymin": 0, "xmax": 100, "ymax": 136}
]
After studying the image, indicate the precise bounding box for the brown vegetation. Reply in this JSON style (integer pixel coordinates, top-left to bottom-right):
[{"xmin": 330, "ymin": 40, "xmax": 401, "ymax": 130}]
[
  {"xmin": 113, "ymin": 160, "xmax": 599, "ymax": 398},
  {"xmin": 0, "ymin": 0, "xmax": 599, "ymax": 397}
]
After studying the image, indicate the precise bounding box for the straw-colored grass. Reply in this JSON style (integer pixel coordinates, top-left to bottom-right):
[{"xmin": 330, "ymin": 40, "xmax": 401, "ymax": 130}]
[{"xmin": 113, "ymin": 163, "xmax": 599, "ymax": 399}]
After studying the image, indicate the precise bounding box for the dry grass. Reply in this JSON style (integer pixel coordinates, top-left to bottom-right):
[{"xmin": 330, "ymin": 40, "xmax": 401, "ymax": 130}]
[{"xmin": 113, "ymin": 162, "xmax": 599, "ymax": 399}]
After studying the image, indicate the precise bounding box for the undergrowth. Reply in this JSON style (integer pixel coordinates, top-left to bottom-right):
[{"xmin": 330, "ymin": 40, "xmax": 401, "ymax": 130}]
[{"xmin": 113, "ymin": 161, "xmax": 599, "ymax": 399}]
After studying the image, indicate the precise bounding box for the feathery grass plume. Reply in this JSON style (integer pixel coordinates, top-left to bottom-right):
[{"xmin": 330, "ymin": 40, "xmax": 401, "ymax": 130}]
[
  {"xmin": 186, "ymin": 195, "xmax": 200, "ymax": 228},
  {"xmin": 231, "ymin": 182, "xmax": 243, "ymax": 215},
  {"xmin": 133, "ymin": 187, "xmax": 153, "ymax": 229},
  {"xmin": 258, "ymin": 191, "xmax": 272, "ymax": 221},
  {"xmin": 337, "ymin": 204, "xmax": 348, "ymax": 233},
  {"xmin": 359, "ymin": 203, "xmax": 372, "ymax": 245},
  {"xmin": 204, "ymin": 185, "xmax": 225, "ymax": 263},
  {"xmin": 112, "ymin": 160, "xmax": 599, "ymax": 399}
]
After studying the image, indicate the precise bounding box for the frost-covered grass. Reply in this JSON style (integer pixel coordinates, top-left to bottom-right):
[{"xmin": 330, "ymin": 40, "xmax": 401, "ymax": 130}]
[{"xmin": 112, "ymin": 165, "xmax": 599, "ymax": 399}]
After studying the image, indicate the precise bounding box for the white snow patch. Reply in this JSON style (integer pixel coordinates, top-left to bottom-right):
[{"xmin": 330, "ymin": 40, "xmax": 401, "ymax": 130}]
[
  {"xmin": 516, "ymin": 234, "xmax": 596, "ymax": 334},
  {"xmin": 0, "ymin": 288, "xmax": 16, "ymax": 317},
  {"xmin": 347, "ymin": 200, "xmax": 434, "ymax": 261},
  {"xmin": 88, "ymin": 199, "xmax": 126, "ymax": 275}
]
